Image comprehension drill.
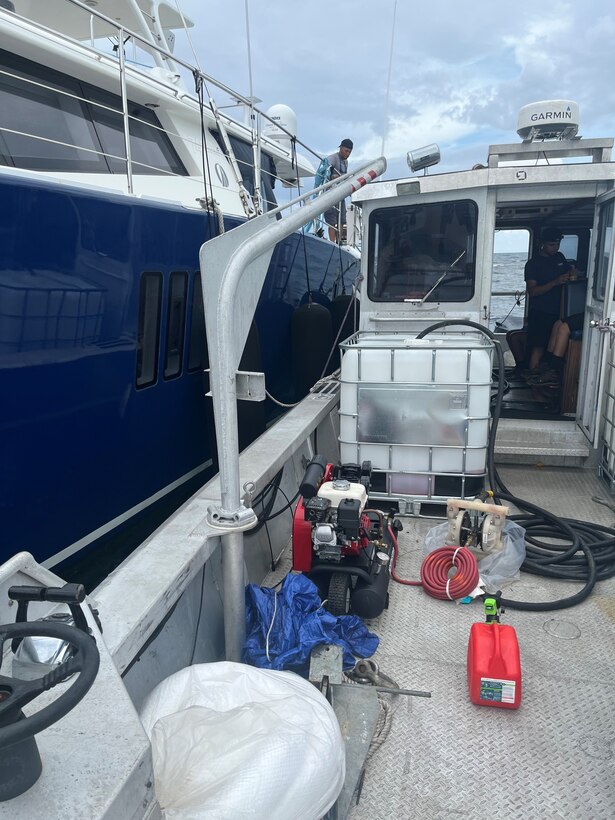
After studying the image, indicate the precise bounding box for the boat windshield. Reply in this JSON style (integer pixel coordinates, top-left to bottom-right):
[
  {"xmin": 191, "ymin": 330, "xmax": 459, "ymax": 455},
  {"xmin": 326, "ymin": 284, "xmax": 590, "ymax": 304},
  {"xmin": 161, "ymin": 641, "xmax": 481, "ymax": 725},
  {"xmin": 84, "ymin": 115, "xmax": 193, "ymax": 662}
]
[{"xmin": 368, "ymin": 200, "xmax": 477, "ymax": 302}]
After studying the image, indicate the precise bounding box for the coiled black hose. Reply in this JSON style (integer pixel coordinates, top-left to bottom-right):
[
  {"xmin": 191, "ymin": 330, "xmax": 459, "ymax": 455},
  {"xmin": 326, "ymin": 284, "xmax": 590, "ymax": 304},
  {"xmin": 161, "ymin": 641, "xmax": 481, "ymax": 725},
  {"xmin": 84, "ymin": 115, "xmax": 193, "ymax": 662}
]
[{"xmin": 417, "ymin": 320, "xmax": 615, "ymax": 611}]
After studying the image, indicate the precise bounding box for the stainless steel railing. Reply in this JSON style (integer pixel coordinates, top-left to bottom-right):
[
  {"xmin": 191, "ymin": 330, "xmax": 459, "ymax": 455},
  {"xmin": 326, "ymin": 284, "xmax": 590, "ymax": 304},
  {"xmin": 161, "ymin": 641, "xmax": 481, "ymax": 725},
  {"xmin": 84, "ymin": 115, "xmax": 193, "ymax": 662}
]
[{"xmin": 2, "ymin": 0, "xmax": 355, "ymax": 243}]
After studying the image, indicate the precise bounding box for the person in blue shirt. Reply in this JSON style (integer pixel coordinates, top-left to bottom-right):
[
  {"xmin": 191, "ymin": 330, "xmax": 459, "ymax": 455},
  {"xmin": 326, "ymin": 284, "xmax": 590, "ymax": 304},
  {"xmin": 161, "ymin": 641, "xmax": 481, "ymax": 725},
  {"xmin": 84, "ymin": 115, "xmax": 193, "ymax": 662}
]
[
  {"xmin": 323, "ymin": 139, "xmax": 353, "ymax": 242},
  {"xmin": 524, "ymin": 227, "xmax": 578, "ymax": 381}
]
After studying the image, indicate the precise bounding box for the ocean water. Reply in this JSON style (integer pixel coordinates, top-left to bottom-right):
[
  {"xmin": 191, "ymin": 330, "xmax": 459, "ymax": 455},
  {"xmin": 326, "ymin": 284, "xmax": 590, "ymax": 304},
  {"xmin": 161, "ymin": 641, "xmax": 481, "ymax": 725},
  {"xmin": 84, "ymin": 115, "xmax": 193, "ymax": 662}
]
[{"xmin": 491, "ymin": 252, "xmax": 527, "ymax": 329}]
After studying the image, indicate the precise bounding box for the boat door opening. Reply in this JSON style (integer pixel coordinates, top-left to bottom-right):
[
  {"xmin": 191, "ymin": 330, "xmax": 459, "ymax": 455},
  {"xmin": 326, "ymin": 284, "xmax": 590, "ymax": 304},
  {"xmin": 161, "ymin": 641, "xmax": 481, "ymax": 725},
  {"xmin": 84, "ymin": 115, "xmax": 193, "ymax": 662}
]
[{"xmin": 578, "ymin": 191, "xmax": 615, "ymax": 466}]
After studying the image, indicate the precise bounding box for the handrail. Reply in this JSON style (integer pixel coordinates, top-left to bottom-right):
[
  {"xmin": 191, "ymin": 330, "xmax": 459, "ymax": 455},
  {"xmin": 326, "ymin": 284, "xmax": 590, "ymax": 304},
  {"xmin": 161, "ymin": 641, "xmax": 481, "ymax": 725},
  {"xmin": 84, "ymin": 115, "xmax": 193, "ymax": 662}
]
[
  {"xmin": 55, "ymin": 0, "xmax": 324, "ymax": 165},
  {"xmin": 2, "ymin": 0, "xmax": 344, "ymax": 227},
  {"xmin": 200, "ymin": 157, "xmax": 387, "ymax": 660}
]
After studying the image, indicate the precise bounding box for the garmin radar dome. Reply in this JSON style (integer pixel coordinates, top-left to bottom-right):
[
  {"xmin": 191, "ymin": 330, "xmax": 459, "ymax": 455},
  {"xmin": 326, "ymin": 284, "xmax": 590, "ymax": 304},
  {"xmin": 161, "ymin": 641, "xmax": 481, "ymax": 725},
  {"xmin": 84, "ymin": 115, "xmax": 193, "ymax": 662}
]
[{"xmin": 517, "ymin": 100, "xmax": 580, "ymax": 142}]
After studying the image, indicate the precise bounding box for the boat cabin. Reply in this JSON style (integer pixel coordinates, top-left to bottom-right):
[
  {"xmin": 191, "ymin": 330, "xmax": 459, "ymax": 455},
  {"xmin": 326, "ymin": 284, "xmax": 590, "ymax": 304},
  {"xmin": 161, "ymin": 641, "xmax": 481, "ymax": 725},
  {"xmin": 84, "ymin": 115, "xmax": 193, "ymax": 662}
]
[{"xmin": 352, "ymin": 104, "xmax": 615, "ymax": 485}]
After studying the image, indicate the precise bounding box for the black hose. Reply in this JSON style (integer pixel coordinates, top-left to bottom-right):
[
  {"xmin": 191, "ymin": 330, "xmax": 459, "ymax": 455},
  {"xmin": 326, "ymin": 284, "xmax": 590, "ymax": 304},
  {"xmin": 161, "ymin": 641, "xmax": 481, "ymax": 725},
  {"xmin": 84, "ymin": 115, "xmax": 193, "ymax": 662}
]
[
  {"xmin": 416, "ymin": 319, "xmax": 615, "ymax": 611},
  {"xmin": 416, "ymin": 320, "xmax": 505, "ymax": 498}
]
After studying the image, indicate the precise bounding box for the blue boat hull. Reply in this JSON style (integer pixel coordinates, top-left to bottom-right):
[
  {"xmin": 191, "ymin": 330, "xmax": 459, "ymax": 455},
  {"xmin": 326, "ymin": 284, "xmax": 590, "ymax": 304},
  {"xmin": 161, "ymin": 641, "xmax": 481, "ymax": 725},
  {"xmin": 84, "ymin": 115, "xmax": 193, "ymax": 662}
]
[{"xmin": 0, "ymin": 174, "xmax": 358, "ymax": 571}]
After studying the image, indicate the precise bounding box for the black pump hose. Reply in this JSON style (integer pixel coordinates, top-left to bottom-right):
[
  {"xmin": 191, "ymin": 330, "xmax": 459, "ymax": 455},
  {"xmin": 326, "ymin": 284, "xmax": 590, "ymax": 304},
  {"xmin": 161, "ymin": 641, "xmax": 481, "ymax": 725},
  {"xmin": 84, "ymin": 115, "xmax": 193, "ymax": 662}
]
[
  {"xmin": 416, "ymin": 319, "xmax": 615, "ymax": 611},
  {"xmin": 416, "ymin": 320, "xmax": 505, "ymax": 493}
]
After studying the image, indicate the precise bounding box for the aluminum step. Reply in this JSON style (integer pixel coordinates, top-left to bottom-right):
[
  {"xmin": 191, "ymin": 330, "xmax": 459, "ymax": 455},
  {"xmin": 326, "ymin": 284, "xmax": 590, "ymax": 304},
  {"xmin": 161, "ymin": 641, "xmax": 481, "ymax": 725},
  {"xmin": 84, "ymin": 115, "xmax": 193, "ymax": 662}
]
[{"xmin": 494, "ymin": 418, "xmax": 591, "ymax": 466}]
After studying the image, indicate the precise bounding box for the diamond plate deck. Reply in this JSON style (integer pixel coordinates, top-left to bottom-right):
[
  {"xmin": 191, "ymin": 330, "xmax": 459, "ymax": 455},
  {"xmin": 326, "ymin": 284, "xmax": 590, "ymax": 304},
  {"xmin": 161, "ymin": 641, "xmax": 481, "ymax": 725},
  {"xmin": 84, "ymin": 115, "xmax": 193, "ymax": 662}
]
[
  {"xmin": 347, "ymin": 464, "xmax": 615, "ymax": 820},
  {"xmin": 266, "ymin": 464, "xmax": 615, "ymax": 819}
]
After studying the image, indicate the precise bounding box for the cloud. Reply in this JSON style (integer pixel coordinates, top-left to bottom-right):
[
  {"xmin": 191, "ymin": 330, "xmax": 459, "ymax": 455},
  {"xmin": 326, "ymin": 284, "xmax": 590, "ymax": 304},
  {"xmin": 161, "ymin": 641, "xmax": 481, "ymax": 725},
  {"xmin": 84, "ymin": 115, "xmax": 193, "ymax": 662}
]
[{"xmin": 176, "ymin": 0, "xmax": 615, "ymax": 180}]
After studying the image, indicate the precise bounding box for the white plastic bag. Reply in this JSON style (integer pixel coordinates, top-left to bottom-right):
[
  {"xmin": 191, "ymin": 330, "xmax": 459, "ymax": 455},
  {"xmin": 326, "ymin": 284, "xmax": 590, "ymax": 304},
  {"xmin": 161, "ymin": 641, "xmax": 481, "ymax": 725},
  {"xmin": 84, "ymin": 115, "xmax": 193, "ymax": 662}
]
[
  {"xmin": 139, "ymin": 661, "xmax": 345, "ymax": 820},
  {"xmin": 424, "ymin": 519, "xmax": 526, "ymax": 588}
]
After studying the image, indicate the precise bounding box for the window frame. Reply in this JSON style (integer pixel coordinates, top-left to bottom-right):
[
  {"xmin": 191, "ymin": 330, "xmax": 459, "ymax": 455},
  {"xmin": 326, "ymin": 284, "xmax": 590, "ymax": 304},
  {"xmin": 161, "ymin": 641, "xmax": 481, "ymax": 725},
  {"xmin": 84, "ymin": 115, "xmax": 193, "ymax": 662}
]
[{"xmin": 136, "ymin": 272, "xmax": 163, "ymax": 389}]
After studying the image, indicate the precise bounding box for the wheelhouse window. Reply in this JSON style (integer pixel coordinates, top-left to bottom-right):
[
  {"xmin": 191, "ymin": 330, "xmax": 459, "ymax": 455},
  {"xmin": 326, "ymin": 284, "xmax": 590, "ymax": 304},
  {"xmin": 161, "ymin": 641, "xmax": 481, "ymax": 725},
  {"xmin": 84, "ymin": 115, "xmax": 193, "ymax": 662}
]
[
  {"xmin": 0, "ymin": 49, "xmax": 186, "ymax": 175},
  {"xmin": 164, "ymin": 272, "xmax": 188, "ymax": 380},
  {"xmin": 368, "ymin": 201, "xmax": 477, "ymax": 302},
  {"xmin": 136, "ymin": 273, "xmax": 162, "ymax": 388}
]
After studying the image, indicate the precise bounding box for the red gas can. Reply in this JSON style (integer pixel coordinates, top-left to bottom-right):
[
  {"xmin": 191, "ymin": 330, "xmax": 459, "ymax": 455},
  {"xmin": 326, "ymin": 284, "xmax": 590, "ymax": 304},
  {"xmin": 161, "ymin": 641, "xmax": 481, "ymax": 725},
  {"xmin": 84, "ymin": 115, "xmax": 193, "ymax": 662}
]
[{"xmin": 467, "ymin": 622, "xmax": 522, "ymax": 709}]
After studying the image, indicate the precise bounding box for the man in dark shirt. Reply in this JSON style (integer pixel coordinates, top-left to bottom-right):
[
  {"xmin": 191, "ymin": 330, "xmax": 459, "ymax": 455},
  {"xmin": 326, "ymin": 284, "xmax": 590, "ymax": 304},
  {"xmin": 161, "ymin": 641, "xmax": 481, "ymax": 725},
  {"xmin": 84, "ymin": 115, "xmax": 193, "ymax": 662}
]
[{"xmin": 524, "ymin": 226, "xmax": 578, "ymax": 377}]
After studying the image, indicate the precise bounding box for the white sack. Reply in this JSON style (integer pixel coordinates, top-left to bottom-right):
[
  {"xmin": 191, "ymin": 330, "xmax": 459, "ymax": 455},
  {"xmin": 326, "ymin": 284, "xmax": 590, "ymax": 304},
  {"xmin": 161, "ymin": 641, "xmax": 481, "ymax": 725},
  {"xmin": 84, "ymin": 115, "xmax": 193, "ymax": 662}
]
[{"xmin": 140, "ymin": 661, "xmax": 345, "ymax": 820}]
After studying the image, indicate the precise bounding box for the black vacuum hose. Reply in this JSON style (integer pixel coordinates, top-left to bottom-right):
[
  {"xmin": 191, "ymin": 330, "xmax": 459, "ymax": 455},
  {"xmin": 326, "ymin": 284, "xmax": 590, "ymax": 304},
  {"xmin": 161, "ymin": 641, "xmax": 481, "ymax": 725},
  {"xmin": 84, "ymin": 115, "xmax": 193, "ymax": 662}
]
[{"xmin": 417, "ymin": 320, "xmax": 615, "ymax": 611}]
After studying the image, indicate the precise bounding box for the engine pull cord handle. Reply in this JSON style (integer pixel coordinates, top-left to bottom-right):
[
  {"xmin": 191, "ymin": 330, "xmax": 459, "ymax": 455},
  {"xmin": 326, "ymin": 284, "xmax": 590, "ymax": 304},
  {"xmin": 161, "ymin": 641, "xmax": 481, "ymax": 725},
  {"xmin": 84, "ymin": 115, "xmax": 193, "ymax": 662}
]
[{"xmin": 8, "ymin": 584, "xmax": 93, "ymax": 654}]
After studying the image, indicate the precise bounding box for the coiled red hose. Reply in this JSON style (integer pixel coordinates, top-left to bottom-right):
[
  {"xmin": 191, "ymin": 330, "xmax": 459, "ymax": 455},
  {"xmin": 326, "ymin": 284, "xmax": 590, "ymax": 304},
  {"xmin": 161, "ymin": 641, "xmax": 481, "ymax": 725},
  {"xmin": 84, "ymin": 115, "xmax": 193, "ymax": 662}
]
[
  {"xmin": 420, "ymin": 546, "xmax": 479, "ymax": 600},
  {"xmin": 373, "ymin": 514, "xmax": 480, "ymax": 601}
]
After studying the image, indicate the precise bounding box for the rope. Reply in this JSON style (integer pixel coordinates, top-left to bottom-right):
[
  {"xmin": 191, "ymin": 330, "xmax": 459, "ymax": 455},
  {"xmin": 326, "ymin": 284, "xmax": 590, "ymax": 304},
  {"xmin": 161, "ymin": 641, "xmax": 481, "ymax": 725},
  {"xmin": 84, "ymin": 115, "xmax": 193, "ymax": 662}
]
[
  {"xmin": 265, "ymin": 590, "xmax": 278, "ymax": 663},
  {"xmin": 367, "ymin": 697, "xmax": 393, "ymax": 760},
  {"xmin": 194, "ymin": 71, "xmax": 219, "ymax": 238},
  {"xmin": 173, "ymin": 0, "xmax": 202, "ymax": 71},
  {"xmin": 494, "ymin": 291, "xmax": 525, "ymax": 329},
  {"xmin": 265, "ymin": 373, "xmax": 339, "ymax": 409},
  {"xmin": 265, "ymin": 389, "xmax": 299, "ymax": 409},
  {"xmin": 319, "ymin": 275, "xmax": 362, "ymax": 380}
]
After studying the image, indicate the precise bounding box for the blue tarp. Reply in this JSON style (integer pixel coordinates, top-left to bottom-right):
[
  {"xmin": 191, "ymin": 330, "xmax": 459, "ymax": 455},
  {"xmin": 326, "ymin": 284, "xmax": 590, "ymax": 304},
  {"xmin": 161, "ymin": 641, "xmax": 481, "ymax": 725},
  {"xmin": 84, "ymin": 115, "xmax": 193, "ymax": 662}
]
[{"xmin": 243, "ymin": 574, "xmax": 379, "ymax": 675}]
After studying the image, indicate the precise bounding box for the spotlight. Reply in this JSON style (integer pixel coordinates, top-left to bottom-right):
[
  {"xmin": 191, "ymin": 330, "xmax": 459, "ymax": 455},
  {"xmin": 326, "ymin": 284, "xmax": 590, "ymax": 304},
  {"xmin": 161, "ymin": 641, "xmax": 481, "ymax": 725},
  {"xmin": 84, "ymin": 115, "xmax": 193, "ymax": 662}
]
[{"xmin": 407, "ymin": 144, "xmax": 441, "ymax": 173}]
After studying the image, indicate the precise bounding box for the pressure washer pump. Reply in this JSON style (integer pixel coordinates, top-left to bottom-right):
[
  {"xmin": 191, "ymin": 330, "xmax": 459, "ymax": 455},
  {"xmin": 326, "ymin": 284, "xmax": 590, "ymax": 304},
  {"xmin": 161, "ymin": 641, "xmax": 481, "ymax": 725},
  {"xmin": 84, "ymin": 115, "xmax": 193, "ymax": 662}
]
[{"xmin": 292, "ymin": 455, "xmax": 392, "ymax": 619}]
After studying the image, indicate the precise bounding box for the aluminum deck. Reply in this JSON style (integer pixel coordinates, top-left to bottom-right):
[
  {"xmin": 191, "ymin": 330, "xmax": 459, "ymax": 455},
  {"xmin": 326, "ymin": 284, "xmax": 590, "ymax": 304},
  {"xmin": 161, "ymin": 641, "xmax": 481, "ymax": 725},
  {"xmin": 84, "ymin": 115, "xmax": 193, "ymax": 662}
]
[{"xmin": 268, "ymin": 463, "xmax": 615, "ymax": 820}]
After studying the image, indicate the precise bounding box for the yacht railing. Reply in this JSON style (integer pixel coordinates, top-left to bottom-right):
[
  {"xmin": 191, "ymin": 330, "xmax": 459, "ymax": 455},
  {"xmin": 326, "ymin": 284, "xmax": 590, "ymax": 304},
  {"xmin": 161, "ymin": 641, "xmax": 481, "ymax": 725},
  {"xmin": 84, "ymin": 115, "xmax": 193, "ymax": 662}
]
[{"xmin": 2, "ymin": 0, "xmax": 352, "ymax": 242}]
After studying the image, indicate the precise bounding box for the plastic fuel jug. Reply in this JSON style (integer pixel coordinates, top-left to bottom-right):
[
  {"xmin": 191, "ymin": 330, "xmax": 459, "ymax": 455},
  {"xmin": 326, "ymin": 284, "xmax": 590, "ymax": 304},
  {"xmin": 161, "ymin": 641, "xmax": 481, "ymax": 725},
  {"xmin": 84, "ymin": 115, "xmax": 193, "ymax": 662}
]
[{"xmin": 467, "ymin": 595, "xmax": 522, "ymax": 709}]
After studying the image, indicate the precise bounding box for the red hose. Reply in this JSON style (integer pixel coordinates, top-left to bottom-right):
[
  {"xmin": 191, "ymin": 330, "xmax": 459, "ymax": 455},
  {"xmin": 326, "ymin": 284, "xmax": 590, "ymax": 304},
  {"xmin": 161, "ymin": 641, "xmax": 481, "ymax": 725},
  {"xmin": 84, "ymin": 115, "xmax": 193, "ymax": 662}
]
[
  {"xmin": 388, "ymin": 524, "xmax": 422, "ymax": 586},
  {"xmin": 371, "ymin": 513, "xmax": 480, "ymax": 601},
  {"xmin": 420, "ymin": 546, "xmax": 479, "ymax": 600}
]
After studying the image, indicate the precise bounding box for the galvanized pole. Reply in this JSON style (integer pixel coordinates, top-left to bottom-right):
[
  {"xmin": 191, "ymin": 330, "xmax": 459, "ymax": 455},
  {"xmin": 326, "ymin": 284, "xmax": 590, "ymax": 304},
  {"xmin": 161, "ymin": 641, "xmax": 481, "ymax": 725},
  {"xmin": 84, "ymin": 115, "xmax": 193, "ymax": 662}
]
[{"xmin": 200, "ymin": 158, "xmax": 387, "ymax": 661}]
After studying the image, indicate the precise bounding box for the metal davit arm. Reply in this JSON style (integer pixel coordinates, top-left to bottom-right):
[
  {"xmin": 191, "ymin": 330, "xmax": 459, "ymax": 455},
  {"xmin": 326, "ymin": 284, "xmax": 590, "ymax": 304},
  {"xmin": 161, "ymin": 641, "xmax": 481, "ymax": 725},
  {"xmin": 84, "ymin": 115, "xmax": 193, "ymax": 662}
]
[{"xmin": 200, "ymin": 158, "xmax": 386, "ymax": 661}]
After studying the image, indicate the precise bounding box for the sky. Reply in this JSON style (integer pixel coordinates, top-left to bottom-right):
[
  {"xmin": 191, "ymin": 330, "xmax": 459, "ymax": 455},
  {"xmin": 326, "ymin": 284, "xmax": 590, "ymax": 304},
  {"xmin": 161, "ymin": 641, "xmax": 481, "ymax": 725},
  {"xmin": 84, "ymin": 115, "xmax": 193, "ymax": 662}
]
[{"xmin": 173, "ymin": 0, "xmax": 615, "ymax": 184}]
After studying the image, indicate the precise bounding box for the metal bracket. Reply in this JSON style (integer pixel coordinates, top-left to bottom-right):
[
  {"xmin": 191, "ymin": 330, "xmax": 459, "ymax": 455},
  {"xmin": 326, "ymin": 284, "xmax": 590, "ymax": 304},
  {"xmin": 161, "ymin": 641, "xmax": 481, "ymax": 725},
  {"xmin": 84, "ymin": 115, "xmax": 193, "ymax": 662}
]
[
  {"xmin": 205, "ymin": 503, "xmax": 258, "ymax": 531},
  {"xmin": 205, "ymin": 370, "xmax": 265, "ymax": 402}
]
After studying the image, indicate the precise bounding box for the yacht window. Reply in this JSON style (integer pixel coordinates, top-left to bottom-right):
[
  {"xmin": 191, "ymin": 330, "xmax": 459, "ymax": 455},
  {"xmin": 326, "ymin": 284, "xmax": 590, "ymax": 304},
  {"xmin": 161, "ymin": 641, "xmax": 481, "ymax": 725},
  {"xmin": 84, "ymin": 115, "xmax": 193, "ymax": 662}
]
[
  {"xmin": 224, "ymin": 133, "xmax": 278, "ymax": 210},
  {"xmin": 0, "ymin": 51, "xmax": 108, "ymax": 172},
  {"xmin": 0, "ymin": 49, "xmax": 186, "ymax": 175},
  {"xmin": 136, "ymin": 272, "xmax": 162, "ymax": 388},
  {"xmin": 187, "ymin": 272, "xmax": 208, "ymax": 372},
  {"xmin": 88, "ymin": 86, "xmax": 186, "ymax": 176},
  {"xmin": 368, "ymin": 201, "xmax": 477, "ymax": 302},
  {"xmin": 164, "ymin": 272, "xmax": 188, "ymax": 380}
]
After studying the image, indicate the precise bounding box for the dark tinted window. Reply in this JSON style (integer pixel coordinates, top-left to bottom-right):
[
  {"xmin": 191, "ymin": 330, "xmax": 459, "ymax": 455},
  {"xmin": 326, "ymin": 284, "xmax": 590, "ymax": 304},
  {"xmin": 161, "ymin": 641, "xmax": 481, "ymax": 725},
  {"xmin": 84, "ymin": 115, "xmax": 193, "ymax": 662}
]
[
  {"xmin": 136, "ymin": 273, "xmax": 162, "ymax": 388},
  {"xmin": 188, "ymin": 272, "xmax": 208, "ymax": 372},
  {"xmin": 0, "ymin": 49, "xmax": 187, "ymax": 175},
  {"xmin": 0, "ymin": 51, "xmax": 108, "ymax": 172},
  {"xmin": 368, "ymin": 201, "xmax": 477, "ymax": 302},
  {"xmin": 164, "ymin": 272, "xmax": 188, "ymax": 379},
  {"xmin": 224, "ymin": 133, "xmax": 278, "ymax": 211}
]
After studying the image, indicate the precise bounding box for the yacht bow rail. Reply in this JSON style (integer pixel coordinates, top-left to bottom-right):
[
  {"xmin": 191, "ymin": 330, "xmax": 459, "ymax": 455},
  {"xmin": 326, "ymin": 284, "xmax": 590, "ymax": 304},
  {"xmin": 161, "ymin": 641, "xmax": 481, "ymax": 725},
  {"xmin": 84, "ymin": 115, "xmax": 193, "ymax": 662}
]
[{"xmin": 1, "ymin": 0, "xmax": 350, "ymax": 233}]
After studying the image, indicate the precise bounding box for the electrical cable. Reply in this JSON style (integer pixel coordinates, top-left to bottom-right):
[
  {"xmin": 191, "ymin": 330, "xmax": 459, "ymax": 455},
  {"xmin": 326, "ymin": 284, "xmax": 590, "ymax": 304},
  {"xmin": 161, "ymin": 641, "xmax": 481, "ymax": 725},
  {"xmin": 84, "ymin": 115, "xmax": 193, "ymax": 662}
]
[
  {"xmin": 417, "ymin": 319, "xmax": 615, "ymax": 611},
  {"xmin": 319, "ymin": 274, "xmax": 361, "ymax": 380},
  {"xmin": 262, "ymin": 488, "xmax": 300, "ymax": 523},
  {"xmin": 189, "ymin": 565, "xmax": 207, "ymax": 664}
]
